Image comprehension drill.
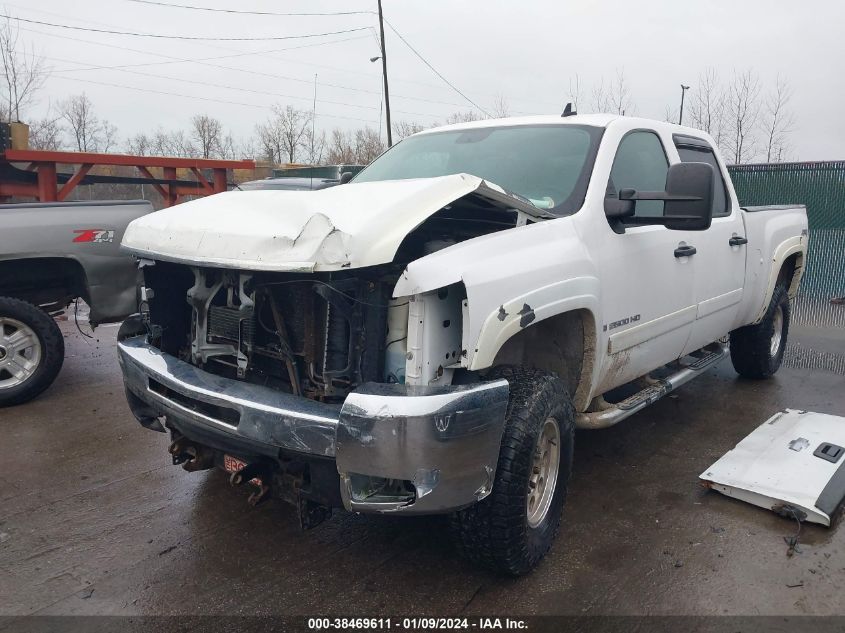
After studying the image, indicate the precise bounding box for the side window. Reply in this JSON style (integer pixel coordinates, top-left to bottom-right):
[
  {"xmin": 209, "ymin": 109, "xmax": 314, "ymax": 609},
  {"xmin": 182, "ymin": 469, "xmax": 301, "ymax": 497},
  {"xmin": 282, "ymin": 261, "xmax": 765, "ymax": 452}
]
[
  {"xmin": 675, "ymin": 143, "xmax": 730, "ymax": 217},
  {"xmin": 607, "ymin": 131, "xmax": 668, "ymax": 219}
]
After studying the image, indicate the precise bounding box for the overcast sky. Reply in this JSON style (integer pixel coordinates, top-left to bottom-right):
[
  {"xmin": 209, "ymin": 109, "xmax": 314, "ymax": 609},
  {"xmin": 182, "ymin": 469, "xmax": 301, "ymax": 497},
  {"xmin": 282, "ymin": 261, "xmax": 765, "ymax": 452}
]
[{"xmin": 13, "ymin": 0, "xmax": 845, "ymax": 161}]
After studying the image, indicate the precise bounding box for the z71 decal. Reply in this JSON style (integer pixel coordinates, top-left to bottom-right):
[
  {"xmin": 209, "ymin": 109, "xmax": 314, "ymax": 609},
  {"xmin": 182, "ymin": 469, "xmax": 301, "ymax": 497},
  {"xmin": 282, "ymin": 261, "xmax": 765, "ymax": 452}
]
[{"xmin": 73, "ymin": 229, "xmax": 115, "ymax": 243}]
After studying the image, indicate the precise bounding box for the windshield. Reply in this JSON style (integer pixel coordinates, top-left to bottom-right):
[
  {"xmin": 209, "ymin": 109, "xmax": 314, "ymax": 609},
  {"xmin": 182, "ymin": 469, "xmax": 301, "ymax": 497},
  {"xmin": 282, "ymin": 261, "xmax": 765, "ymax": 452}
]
[{"xmin": 354, "ymin": 124, "xmax": 603, "ymax": 214}]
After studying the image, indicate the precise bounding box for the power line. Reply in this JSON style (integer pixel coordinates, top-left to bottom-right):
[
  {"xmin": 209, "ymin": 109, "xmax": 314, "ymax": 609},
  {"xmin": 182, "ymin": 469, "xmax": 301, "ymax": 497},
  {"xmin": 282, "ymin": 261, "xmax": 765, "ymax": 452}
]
[
  {"xmin": 116, "ymin": 0, "xmax": 491, "ymax": 115},
  {"xmin": 47, "ymin": 54, "xmax": 442, "ymax": 119},
  {"xmin": 2, "ymin": 14, "xmax": 371, "ymax": 42},
  {"xmin": 25, "ymin": 26, "xmax": 472, "ymax": 112},
  {"xmin": 124, "ymin": 0, "xmax": 373, "ymax": 17},
  {"xmin": 49, "ymin": 75, "xmax": 381, "ymax": 124},
  {"xmin": 382, "ymin": 18, "xmax": 491, "ymax": 117}
]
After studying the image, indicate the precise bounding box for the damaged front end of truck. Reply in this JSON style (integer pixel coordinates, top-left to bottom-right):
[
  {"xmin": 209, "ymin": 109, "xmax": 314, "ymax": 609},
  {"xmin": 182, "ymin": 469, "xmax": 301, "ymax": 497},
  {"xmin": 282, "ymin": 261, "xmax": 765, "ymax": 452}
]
[{"xmin": 117, "ymin": 174, "xmax": 550, "ymax": 528}]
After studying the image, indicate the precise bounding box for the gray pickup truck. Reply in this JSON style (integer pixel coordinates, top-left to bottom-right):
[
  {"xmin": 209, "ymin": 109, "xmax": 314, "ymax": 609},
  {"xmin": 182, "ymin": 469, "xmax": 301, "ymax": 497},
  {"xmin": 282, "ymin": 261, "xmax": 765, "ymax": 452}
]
[{"xmin": 0, "ymin": 200, "xmax": 153, "ymax": 406}]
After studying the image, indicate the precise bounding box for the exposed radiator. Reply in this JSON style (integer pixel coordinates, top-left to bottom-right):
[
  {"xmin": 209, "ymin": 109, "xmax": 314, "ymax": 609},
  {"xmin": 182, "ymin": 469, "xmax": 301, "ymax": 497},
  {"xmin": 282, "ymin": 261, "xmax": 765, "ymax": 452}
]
[{"xmin": 208, "ymin": 305, "xmax": 255, "ymax": 345}]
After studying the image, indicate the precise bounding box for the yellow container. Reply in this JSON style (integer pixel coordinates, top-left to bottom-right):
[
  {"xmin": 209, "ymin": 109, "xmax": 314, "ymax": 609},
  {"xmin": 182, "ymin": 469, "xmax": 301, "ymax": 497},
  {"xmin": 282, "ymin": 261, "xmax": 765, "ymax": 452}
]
[{"xmin": 9, "ymin": 122, "xmax": 29, "ymax": 149}]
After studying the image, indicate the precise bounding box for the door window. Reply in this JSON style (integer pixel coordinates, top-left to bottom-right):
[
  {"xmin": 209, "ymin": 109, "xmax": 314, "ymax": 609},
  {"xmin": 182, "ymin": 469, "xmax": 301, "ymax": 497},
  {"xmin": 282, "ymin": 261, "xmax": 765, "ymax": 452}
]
[
  {"xmin": 675, "ymin": 141, "xmax": 731, "ymax": 217},
  {"xmin": 607, "ymin": 131, "xmax": 669, "ymax": 219}
]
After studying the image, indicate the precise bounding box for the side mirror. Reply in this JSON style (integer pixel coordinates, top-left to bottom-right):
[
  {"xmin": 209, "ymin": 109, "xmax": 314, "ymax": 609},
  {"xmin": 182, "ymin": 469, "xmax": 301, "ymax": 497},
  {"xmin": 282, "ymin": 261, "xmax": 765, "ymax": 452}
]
[
  {"xmin": 607, "ymin": 162, "xmax": 715, "ymax": 231},
  {"xmin": 663, "ymin": 162, "xmax": 714, "ymax": 231},
  {"xmin": 339, "ymin": 171, "xmax": 354, "ymax": 184}
]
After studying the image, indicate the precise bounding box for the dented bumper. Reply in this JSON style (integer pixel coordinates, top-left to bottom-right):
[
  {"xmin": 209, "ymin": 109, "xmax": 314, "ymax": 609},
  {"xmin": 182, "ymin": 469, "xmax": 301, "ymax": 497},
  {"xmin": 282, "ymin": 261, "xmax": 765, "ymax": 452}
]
[{"xmin": 117, "ymin": 329, "xmax": 509, "ymax": 515}]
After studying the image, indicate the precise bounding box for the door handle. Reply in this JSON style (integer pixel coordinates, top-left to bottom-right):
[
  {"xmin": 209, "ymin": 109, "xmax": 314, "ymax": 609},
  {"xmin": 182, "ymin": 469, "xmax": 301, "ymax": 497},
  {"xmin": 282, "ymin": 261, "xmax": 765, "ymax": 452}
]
[
  {"xmin": 674, "ymin": 244, "xmax": 697, "ymax": 258},
  {"xmin": 729, "ymin": 236, "xmax": 748, "ymax": 246}
]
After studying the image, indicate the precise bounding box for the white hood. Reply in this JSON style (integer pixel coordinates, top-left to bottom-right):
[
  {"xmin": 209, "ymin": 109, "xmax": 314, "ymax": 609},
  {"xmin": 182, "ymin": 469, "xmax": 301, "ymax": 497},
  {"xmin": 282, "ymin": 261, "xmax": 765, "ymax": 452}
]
[{"xmin": 121, "ymin": 174, "xmax": 548, "ymax": 272}]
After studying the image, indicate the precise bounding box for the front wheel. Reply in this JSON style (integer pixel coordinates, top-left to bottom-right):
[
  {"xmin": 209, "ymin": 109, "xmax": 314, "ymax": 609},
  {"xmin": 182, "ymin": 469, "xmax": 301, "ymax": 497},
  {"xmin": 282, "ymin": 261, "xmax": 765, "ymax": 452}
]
[
  {"xmin": 450, "ymin": 366, "xmax": 575, "ymax": 576},
  {"xmin": 0, "ymin": 297, "xmax": 65, "ymax": 407},
  {"xmin": 730, "ymin": 282, "xmax": 790, "ymax": 379}
]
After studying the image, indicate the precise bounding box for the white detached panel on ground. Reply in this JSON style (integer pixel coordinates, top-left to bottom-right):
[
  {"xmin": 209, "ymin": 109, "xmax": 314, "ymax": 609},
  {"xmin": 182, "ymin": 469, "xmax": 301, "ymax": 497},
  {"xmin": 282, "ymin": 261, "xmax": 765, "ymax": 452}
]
[{"xmin": 701, "ymin": 409, "xmax": 845, "ymax": 526}]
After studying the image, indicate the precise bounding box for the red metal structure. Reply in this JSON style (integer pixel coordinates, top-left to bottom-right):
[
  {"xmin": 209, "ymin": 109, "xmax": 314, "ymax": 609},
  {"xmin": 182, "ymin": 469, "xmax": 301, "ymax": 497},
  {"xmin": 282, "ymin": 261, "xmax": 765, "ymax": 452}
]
[{"xmin": 0, "ymin": 149, "xmax": 255, "ymax": 206}]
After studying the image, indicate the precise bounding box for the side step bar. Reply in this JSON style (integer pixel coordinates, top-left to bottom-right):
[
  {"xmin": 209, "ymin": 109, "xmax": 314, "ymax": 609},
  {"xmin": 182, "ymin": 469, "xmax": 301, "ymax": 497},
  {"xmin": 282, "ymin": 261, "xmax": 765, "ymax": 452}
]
[{"xmin": 576, "ymin": 343, "xmax": 729, "ymax": 430}]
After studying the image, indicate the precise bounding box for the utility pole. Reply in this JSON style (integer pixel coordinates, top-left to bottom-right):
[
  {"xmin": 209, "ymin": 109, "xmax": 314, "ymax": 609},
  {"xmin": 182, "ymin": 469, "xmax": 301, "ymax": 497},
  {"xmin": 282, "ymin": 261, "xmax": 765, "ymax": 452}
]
[
  {"xmin": 311, "ymin": 73, "xmax": 317, "ymax": 164},
  {"xmin": 377, "ymin": 0, "xmax": 392, "ymax": 147},
  {"xmin": 678, "ymin": 84, "xmax": 690, "ymax": 126}
]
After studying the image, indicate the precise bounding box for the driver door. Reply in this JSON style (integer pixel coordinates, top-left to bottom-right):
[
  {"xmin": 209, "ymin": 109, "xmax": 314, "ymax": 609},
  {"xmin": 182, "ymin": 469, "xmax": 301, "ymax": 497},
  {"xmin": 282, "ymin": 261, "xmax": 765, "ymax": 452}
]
[{"xmin": 595, "ymin": 130, "xmax": 697, "ymax": 394}]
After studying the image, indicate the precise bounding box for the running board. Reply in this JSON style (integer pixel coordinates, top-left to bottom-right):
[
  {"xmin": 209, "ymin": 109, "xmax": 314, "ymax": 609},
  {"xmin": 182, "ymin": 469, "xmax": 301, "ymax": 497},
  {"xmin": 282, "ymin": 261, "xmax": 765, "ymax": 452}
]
[{"xmin": 576, "ymin": 343, "xmax": 729, "ymax": 430}]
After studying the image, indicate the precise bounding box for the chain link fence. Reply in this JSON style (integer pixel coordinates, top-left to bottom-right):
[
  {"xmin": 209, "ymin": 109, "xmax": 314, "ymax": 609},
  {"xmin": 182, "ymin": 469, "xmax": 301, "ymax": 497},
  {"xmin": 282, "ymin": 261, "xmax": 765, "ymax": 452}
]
[{"xmin": 729, "ymin": 161, "xmax": 845, "ymax": 330}]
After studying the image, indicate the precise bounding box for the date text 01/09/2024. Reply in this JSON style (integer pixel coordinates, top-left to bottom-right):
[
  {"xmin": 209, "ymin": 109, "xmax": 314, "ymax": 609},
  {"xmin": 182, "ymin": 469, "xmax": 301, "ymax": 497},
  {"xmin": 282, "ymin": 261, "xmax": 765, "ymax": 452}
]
[{"xmin": 306, "ymin": 617, "xmax": 528, "ymax": 630}]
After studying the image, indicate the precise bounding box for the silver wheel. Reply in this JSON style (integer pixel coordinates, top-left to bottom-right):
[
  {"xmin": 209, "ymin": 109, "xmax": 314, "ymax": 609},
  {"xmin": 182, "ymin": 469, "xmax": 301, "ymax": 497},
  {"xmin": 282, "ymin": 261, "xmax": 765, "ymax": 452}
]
[
  {"xmin": 527, "ymin": 417, "xmax": 561, "ymax": 528},
  {"xmin": 770, "ymin": 304, "xmax": 784, "ymax": 357},
  {"xmin": 0, "ymin": 317, "xmax": 42, "ymax": 390}
]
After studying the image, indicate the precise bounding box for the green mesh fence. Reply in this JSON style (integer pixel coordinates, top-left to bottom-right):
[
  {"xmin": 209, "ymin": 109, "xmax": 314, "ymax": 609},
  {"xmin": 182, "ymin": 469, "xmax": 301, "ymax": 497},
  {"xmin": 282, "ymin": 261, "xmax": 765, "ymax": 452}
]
[{"xmin": 728, "ymin": 161, "xmax": 845, "ymax": 328}]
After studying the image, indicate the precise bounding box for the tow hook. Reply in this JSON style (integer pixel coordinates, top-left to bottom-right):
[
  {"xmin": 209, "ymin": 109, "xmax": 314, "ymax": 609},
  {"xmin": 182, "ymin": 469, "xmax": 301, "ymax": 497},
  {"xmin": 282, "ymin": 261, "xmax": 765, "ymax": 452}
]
[
  {"xmin": 168, "ymin": 438, "xmax": 214, "ymax": 472},
  {"xmin": 230, "ymin": 462, "xmax": 273, "ymax": 507}
]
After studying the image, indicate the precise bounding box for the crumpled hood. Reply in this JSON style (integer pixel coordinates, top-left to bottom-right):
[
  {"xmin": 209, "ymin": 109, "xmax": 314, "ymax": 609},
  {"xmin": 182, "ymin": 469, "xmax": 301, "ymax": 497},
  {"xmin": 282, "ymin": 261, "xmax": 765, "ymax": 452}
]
[{"xmin": 121, "ymin": 173, "xmax": 547, "ymax": 272}]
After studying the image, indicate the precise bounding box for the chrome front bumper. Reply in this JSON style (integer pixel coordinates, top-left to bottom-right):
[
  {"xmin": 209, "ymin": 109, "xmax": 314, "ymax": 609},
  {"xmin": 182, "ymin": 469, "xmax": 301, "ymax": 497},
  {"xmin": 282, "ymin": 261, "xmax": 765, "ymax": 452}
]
[{"xmin": 117, "ymin": 333, "xmax": 509, "ymax": 514}]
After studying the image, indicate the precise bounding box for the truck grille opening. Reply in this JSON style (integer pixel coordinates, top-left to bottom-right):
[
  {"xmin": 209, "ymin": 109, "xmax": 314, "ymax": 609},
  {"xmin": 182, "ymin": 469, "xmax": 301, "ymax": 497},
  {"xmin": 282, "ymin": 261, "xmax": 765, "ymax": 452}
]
[{"xmin": 148, "ymin": 378, "xmax": 241, "ymax": 426}]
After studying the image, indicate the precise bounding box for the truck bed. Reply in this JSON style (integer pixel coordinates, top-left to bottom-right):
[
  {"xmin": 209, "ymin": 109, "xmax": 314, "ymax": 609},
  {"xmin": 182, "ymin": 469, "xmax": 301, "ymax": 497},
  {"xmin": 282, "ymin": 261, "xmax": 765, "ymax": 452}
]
[{"xmin": 737, "ymin": 204, "xmax": 808, "ymax": 327}]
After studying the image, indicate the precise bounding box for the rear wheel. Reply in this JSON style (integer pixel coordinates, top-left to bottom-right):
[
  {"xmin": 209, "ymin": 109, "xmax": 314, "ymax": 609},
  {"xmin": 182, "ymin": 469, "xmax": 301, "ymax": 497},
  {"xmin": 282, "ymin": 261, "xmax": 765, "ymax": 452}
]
[
  {"xmin": 0, "ymin": 297, "xmax": 64, "ymax": 407},
  {"xmin": 730, "ymin": 282, "xmax": 790, "ymax": 379},
  {"xmin": 450, "ymin": 366, "xmax": 575, "ymax": 576}
]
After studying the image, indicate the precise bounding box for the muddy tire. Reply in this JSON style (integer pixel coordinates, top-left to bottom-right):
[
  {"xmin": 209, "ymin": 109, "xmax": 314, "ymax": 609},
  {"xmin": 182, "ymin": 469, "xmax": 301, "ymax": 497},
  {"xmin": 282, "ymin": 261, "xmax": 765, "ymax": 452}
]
[
  {"xmin": 730, "ymin": 282, "xmax": 790, "ymax": 379},
  {"xmin": 450, "ymin": 366, "xmax": 575, "ymax": 576},
  {"xmin": 0, "ymin": 297, "xmax": 64, "ymax": 407}
]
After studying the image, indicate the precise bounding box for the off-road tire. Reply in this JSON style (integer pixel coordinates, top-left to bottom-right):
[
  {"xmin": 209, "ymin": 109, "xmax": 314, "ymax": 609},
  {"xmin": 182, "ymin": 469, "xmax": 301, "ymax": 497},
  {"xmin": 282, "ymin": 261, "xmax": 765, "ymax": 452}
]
[
  {"xmin": 0, "ymin": 297, "xmax": 64, "ymax": 407},
  {"xmin": 450, "ymin": 366, "xmax": 575, "ymax": 576},
  {"xmin": 730, "ymin": 282, "xmax": 790, "ymax": 379}
]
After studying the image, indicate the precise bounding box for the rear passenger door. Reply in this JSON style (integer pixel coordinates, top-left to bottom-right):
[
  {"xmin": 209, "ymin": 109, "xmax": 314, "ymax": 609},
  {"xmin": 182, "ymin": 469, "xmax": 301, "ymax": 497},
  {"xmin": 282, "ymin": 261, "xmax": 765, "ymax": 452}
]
[{"xmin": 673, "ymin": 135, "xmax": 746, "ymax": 354}]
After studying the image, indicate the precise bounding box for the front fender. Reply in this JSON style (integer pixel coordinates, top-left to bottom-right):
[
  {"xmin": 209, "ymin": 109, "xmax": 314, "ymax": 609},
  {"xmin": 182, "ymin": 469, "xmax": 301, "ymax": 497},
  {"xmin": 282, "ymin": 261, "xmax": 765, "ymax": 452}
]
[{"xmin": 468, "ymin": 277, "xmax": 601, "ymax": 370}]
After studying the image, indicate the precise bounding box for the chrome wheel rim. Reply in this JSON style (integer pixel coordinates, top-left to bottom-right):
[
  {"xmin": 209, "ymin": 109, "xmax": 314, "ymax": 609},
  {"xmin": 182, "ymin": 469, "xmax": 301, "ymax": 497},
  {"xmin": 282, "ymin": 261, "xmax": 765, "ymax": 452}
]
[
  {"xmin": 0, "ymin": 318, "xmax": 42, "ymax": 390},
  {"xmin": 770, "ymin": 305, "xmax": 784, "ymax": 357},
  {"xmin": 527, "ymin": 417, "xmax": 561, "ymax": 528}
]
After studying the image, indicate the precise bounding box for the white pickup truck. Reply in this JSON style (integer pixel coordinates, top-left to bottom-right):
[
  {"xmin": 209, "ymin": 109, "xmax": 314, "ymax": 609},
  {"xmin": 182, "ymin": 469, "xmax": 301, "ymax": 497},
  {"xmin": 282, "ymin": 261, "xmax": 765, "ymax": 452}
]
[{"xmin": 117, "ymin": 114, "xmax": 807, "ymax": 575}]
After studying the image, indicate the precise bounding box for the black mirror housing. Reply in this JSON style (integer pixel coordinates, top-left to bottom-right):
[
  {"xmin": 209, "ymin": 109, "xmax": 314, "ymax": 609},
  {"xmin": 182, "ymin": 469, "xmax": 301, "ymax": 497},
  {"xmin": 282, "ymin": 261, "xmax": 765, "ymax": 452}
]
[
  {"xmin": 339, "ymin": 171, "xmax": 354, "ymax": 184},
  {"xmin": 663, "ymin": 162, "xmax": 714, "ymax": 231}
]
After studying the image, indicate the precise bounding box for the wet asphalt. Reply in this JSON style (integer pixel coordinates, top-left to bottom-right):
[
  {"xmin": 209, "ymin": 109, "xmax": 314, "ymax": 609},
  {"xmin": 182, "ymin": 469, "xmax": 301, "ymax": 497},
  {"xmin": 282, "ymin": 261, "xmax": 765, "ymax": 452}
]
[{"xmin": 1, "ymin": 320, "xmax": 844, "ymax": 617}]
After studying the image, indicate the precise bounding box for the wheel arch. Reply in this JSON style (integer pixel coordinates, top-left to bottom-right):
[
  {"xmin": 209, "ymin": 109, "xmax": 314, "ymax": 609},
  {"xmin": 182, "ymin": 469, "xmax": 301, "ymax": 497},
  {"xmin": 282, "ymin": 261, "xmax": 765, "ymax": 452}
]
[
  {"xmin": 753, "ymin": 238, "xmax": 806, "ymax": 324},
  {"xmin": 0, "ymin": 256, "xmax": 89, "ymax": 311},
  {"xmin": 473, "ymin": 307, "xmax": 599, "ymax": 413}
]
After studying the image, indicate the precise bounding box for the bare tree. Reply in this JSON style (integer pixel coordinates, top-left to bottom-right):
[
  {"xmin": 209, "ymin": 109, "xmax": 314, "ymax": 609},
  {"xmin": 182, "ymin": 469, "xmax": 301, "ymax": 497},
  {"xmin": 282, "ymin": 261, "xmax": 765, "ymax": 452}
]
[
  {"xmin": 608, "ymin": 70, "xmax": 632, "ymax": 115},
  {"xmin": 127, "ymin": 132, "xmax": 152, "ymax": 156},
  {"xmin": 353, "ymin": 127, "xmax": 385, "ymax": 163},
  {"xmin": 60, "ymin": 93, "xmax": 101, "ymax": 152},
  {"xmin": 326, "ymin": 128, "xmax": 357, "ymax": 164},
  {"xmin": 589, "ymin": 71, "xmax": 633, "ymax": 115},
  {"xmin": 0, "ymin": 16, "xmax": 47, "ymax": 122},
  {"xmin": 100, "ymin": 120, "xmax": 118, "ymax": 153},
  {"xmin": 29, "ymin": 116, "xmax": 62, "ymax": 150},
  {"xmin": 393, "ymin": 120, "xmax": 425, "ymax": 140},
  {"xmin": 688, "ymin": 69, "xmax": 726, "ymax": 147},
  {"xmin": 149, "ymin": 128, "xmax": 195, "ymax": 157},
  {"xmin": 590, "ymin": 78, "xmax": 612, "ymax": 113},
  {"xmin": 725, "ymin": 70, "xmax": 761, "ymax": 164},
  {"xmin": 191, "ymin": 114, "xmax": 223, "ymax": 159},
  {"xmin": 279, "ymin": 106, "xmax": 311, "ymax": 162},
  {"xmin": 762, "ymin": 75, "xmax": 794, "ymax": 163},
  {"xmin": 444, "ymin": 110, "xmax": 482, "ymax": 125},
  {"xmin": 256, "ymin": 105, "xmax": 311, "ymax": 164},
  {"xmin": 662, "ymin": 105, "xmax": 678, "ymax": 124},
  {"xmin": 325, "ymin": 127, "xmax": 384, "ymax": 164},
  {"xmin": 490, "ymin": 94, "xmax": 510, "ymax": 118},
  {"xmin": 302, "ymin": 127, "xmax": 326, "ymax": 164},
  {"xmin": 219, "ymin": 132, "xmax": 238, "ymax": 160},
  {"xmin": 568, "ymin": 74, "xmax": 583, "ymax": 113}
]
